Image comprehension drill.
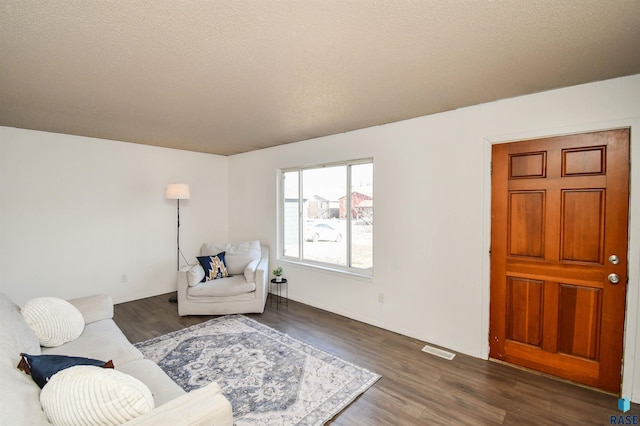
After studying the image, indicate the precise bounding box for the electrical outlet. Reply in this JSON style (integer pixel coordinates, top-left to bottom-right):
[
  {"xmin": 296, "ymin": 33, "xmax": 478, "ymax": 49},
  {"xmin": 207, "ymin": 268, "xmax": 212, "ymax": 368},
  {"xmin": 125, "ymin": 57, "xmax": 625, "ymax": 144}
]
[
  {"xmin": 378, "ymin": 292, "xmax": 384, "ymax": 303},
  {"xmin": 121, "ymin": 274, "xmax": 128, "ymax": 283}
]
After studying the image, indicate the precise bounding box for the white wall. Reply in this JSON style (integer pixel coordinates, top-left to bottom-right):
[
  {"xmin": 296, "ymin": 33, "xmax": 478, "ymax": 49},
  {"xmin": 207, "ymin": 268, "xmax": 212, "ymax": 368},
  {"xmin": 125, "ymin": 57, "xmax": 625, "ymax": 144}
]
[
  {"xmin": 227, "ymin": 74, "xmax": 640, "ymax": 399},
  {"xmin": 0, "ymin": 128, "xmax": 228, "ymax": 304},
  {"xmin": 1, "ymin": 75, "xmax": 638, "ymax": 399}
]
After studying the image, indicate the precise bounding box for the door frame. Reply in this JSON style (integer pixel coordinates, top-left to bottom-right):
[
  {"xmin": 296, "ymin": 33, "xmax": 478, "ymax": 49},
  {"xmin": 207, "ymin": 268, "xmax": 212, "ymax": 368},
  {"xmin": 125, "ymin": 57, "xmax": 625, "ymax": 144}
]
[{"xmin": 480, "ymin": 118, "xmax": 640, "ymax": 399}]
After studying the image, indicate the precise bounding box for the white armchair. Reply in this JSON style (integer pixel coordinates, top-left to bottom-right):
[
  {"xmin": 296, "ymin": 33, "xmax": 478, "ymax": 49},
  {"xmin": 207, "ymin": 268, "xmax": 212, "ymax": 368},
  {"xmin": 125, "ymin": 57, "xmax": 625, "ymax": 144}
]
[{"xmin": 177, "ymin": 242, "xmax": 269, "ymax": 316}]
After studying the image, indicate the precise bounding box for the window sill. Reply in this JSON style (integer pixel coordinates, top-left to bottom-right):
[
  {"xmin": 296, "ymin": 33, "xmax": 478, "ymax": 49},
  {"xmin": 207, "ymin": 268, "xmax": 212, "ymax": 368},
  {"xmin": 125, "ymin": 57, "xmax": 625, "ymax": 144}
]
[{"xmin": 278, "ymin": 258, "xmax": 373, "ymax": 282}]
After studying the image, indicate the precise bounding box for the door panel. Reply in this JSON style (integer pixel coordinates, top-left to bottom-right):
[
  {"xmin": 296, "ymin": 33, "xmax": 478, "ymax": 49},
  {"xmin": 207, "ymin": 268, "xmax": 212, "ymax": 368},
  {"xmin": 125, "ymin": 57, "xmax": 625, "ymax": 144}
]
[
  {"xmin": 506, "ymin": 277, "xmax": 543, "ymax": 347},
  {"xmin": 508, "ymin": 191, "xmax": 545, "ymax": 258},
  {"xmin": 490, "ymin": 129, "xmax": 629, "ymax": 393},
  {"xmin": 561, "ymin": 189, "xmax": 604, "ymax": 263},
  {"xmin": 563, "ymin": 146, "xmax": 606, "ymax": 176},
  {"xmin": 557, "ymin": 284, "xmax": 601, "ymax": 360},
  {"xmin": 510, "ymin": 151, "xmax": 547, "ymax": 178}
]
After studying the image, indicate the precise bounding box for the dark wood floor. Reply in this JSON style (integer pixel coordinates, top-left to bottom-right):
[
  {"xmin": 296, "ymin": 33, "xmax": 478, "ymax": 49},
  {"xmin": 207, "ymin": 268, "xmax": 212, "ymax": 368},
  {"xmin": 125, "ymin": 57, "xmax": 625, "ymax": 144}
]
[{"xmin": 114, "ymin": 293, "xmax": 639, "ymax": 425}]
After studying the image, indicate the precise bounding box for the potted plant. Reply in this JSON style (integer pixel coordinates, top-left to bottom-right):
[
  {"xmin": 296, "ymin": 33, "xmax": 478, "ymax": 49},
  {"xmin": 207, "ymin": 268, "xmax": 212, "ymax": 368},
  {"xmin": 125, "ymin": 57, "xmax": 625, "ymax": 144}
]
[{"xmin": 272, "ymin": 266, "xmax": 284, "ymax": 282}]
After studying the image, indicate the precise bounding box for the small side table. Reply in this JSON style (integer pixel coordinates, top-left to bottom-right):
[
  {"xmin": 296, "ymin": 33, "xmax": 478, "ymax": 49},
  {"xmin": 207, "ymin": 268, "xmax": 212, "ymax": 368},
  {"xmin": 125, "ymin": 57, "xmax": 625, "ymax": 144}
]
[{"xmin": 270, "ymin": 278, "xmax": 288, "ymax": 309}]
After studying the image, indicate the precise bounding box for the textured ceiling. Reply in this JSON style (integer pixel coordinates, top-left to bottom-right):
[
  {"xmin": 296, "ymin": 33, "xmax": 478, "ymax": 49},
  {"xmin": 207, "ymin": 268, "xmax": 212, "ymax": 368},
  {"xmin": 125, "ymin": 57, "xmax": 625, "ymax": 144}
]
[{"xmin": 1, "ymin": 1, "xmax": 639, "ymax": 156}]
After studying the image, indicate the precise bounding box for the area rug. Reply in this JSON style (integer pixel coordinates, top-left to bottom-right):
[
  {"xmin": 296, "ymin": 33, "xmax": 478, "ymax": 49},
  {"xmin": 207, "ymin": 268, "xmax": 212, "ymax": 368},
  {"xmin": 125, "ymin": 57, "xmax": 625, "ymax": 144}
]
[{"xmin": 134, "ymin": 315, "xmax": 381, "ymax": 425}]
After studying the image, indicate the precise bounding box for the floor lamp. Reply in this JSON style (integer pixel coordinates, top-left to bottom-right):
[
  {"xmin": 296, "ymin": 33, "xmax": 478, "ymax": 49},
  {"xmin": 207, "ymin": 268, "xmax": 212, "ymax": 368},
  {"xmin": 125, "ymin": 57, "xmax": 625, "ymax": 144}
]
[
  {"xmin": 165, "ymin": 183, "xmax": 190, "ymax": 303},
  {"xmin": 166, "ymin": 184, "xmax": 190, "ymax": 302}
]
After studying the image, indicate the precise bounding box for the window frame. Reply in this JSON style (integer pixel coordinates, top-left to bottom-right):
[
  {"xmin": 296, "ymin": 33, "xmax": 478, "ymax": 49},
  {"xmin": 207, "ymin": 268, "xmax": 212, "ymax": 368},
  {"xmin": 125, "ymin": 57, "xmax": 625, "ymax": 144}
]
[{"xmin": 278, "ymin": 158, "xmax": 373, "ymax": 277}]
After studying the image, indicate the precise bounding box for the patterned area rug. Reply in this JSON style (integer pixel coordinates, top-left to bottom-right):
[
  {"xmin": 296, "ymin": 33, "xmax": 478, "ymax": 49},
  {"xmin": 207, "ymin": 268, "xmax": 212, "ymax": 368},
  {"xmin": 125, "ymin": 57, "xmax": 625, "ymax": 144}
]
[{"xmin": 134, "ymin": 315, "xmax": 381, "ymax": 425}]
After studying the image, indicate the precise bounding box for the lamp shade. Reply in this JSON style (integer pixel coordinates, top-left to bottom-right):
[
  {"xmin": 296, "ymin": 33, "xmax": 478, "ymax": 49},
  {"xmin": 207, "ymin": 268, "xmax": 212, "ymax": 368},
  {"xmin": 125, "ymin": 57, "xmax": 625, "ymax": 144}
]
[{"xmin": 165, "ymin": 184, "xmax": 190, "ymax": 200}]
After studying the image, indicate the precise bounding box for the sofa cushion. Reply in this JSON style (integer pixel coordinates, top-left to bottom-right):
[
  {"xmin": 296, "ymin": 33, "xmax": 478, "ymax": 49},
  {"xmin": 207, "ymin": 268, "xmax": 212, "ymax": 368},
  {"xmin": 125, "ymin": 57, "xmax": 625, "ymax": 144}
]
[
  {"xmin": 187, "ymin": 275, "xmax": 256, "ymax": 297},
  {"xmin": 197, "ymin": 252, "xmax": 230, "ymax": 281},
  {"xmin": 20, "ymin": 297, "xmax": 85, "ymax": 347},
  {"xmin": 0, "ymin": 291, "xmax": 20, "ymax": 313},
  {"xmin": 42, "ymin": 318, "xmax": 144, "ymax": 367},
  {"xmin": 0, "ymin": 360, "xmax": 51, "ymax": 425},
  {"xmin": 0, "ymin": 309, "xmax": 41, "ymax": 367},
  {"xmin": 40, "ymin": 365, "xmax": 154, "ymax": 425},
  {"xmin": 0, "ymin": 304, "xmax": 48, "ymax": 424},
  {"xmin": 18, "ymin": 353, "xmax": 114, "ymax": 388},
  {"xmin": 186, "ymin": 263, "xmax": 206, "ymax": 286},
  {"xmin": 201, "ymin": 240, "xmax": 261, "ymax": 275}
]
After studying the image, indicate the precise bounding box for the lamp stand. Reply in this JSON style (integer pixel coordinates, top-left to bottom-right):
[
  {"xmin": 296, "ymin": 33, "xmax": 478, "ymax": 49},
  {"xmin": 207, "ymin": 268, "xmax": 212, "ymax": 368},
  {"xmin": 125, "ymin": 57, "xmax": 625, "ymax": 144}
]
[
  {"xmin": 175, "ymin": 199, "xmax": 190, "ymax": 270},
  {"xmin": 170, "ymin": 199, "xmax": 189, "ymax": 304}
]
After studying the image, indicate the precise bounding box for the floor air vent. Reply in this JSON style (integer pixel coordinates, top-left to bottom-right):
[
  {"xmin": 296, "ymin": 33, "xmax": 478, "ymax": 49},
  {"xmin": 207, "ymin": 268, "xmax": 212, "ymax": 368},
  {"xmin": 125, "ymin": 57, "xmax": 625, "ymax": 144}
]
[{"xmin": 421, "ymin": 344, "xmax": 456, "ymax": 360}]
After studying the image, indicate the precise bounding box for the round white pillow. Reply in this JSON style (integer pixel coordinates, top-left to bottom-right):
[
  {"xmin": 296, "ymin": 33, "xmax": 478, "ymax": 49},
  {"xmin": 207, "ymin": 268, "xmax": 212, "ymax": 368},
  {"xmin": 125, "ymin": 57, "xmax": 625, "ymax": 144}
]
[
  {"xmin": 20, "ymin": 297, "xmax": 85, "ymax": 347},
  {"xmin": 40, "ymin": 366, "xmax": 155, "ymax": 426}
]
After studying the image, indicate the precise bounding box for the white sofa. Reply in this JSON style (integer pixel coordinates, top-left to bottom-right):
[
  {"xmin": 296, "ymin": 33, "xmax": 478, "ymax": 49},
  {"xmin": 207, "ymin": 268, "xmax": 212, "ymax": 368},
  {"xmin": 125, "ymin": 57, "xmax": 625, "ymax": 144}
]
[
  {"xmin": 0, "ymin": 292, "xmax": 233, "ymax": 426},
  {"xmin": 177, "ymin": 242, "xmax": 269, "ymax": 316}
]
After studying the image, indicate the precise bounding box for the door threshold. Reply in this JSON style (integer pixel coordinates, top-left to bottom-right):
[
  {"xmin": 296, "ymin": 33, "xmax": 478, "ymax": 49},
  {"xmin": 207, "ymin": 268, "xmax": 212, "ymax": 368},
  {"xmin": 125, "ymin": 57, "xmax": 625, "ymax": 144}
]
[{"xmin": 488, "ymin": 357, "xmax": 619, "ymax": 397}]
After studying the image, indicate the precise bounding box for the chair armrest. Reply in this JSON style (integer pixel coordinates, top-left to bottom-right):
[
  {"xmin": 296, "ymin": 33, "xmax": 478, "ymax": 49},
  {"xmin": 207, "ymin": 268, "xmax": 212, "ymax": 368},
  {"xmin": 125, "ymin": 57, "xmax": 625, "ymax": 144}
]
[
  {"xmin": 253, "ymin": 247, "xmax": 269, "ymax": 301},
  {"xmin": 177, "ymin": 265, "xmax": 190, "ymax": 293},
  {"xmin": 255, "ymin": 258, "xmax": 268, "ymax": 289},
  {"xmin": 67, "ymin": 294, "xmax": 113, "ymax": 324},
  {"xmin": 177, "ymin": 265, "xmax": 194, "ymax": 316},
  {"xmin": 125, "ymin": 382, "xmax": 233, "ymax": 426}
]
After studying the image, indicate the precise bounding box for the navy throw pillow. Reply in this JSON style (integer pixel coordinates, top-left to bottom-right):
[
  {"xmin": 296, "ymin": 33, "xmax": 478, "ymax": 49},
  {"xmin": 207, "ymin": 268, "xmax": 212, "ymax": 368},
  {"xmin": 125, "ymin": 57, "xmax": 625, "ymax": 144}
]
[
  {"xmin": 197, "ymin": 251, "xmax": 230, "ymax": 281},
  {"xmin": 17, "ymin": 353, "xmax": 114, "ymax": 388}
]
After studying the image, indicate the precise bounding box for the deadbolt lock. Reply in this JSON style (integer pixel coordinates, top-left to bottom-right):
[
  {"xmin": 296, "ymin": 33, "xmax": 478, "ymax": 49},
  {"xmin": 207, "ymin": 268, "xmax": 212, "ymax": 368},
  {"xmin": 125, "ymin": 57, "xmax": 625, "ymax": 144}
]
[{"xmin": 609, "ymin": 254, "xmax": 620, "ymax": 265}]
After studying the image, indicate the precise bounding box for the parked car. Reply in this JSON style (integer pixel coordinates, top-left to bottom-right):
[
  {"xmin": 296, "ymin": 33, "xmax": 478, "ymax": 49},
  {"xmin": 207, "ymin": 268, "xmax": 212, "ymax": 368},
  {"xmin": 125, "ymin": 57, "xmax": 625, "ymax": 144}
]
[{"xmin": 305, "ymin": 223, "xmax": 342, "ymax": 242}]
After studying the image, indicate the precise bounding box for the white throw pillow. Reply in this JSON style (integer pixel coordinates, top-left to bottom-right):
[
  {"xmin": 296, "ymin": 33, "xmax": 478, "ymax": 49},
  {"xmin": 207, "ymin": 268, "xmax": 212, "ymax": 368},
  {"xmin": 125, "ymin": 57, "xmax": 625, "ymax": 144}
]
[
  {"xmin": 40, "ymin": 365, "xmax": 154, "ymax": 426},
  {"xmin": 243, "ymin": 258, "xmax": 260, "ymax": 282},
  {"xmin": 201, "ymin": 240, "xmax": 261, "ymax": 275},
  {"xmin": 186, "ymin": 263, "xmax": 206, "ymax": 286},
  {"xmin": 20, "ymin": 298, "xmax": 84, "ymax": 348}
]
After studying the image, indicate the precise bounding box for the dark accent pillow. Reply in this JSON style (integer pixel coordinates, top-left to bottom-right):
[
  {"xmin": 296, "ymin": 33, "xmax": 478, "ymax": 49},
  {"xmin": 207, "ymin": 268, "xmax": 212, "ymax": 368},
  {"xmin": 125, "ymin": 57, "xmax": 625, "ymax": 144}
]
[
  {"xmin": 197, "ymin": 252, "xmax": 230, "ymax": 281},
  {"xmin": 17, "ymin": 353, "xmax": 114, "ymax": 388}
]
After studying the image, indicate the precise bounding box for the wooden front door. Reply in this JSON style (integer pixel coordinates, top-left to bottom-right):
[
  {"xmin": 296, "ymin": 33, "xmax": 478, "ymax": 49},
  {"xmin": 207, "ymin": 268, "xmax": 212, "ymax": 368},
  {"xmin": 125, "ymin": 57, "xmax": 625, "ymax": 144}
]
[{"xmin": 489, "ymin": 129, "xmax": 630, "ymax": 393}]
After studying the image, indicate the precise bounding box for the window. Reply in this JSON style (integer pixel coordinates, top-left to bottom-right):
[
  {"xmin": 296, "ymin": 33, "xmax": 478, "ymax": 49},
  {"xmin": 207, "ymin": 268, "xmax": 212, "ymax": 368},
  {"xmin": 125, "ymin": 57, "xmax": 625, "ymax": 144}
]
[{"xmin": 280, "ymin": 159, "xmax": 373, "ymax": 275}]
